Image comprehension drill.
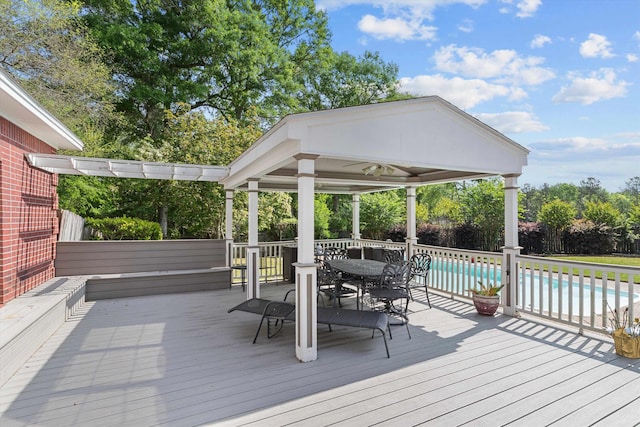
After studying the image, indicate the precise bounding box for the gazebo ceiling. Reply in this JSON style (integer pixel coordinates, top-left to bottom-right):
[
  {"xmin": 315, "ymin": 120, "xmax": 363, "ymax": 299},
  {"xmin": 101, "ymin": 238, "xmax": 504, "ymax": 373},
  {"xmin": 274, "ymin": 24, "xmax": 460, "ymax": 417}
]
[{"xmin": 221, "ymin": 96, "xmax": 529, "ymax": 194}]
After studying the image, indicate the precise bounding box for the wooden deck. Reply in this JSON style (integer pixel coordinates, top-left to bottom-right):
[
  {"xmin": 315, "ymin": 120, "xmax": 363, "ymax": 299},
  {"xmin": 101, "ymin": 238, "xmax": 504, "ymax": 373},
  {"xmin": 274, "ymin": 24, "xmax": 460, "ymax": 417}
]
[{"xmin": 1, "ymin": 283, "xmax": 638, "ymax": 426}]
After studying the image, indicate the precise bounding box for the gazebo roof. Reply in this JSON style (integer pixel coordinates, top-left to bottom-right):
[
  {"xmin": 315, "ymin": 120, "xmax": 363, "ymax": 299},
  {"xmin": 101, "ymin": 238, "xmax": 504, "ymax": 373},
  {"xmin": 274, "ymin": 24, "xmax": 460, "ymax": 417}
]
[{"xmin": 221, "ymin": 96, "xmax": 529, "ymax": 193}]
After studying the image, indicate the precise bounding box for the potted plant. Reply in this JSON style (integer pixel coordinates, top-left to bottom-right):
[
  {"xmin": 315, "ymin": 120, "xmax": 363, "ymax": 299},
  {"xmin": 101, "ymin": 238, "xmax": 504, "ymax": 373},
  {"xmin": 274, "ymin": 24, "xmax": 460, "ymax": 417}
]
[
  {"xmin": 606, "ymin": 305, "xmax": 640, "ymax": 358},
  {"xmin": 468, "ymin": 281, "xmax": 504, "ymax": 316}
]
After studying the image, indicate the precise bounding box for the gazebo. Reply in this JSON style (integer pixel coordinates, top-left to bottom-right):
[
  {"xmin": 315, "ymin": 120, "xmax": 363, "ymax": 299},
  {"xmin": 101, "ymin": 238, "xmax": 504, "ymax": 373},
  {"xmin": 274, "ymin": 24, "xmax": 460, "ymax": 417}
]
[{"xmin": 220, "ymin": 96, "xmax": 529, "ymax": 362}]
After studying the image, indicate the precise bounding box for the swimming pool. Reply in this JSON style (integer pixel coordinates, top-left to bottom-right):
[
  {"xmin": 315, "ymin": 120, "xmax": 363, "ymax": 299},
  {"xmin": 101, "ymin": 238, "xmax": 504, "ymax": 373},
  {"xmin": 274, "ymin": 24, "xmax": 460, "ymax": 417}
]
[{"xmin": 430, "ymin": 259, "xmax": 639, "ymax": 315}]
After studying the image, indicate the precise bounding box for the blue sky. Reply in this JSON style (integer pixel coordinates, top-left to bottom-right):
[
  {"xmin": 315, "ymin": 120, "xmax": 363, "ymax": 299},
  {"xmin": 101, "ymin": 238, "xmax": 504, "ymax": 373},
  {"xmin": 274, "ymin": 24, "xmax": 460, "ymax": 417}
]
[{"xmin": 317, "ymin": 0, "xmax": 640, "ymax": 192}]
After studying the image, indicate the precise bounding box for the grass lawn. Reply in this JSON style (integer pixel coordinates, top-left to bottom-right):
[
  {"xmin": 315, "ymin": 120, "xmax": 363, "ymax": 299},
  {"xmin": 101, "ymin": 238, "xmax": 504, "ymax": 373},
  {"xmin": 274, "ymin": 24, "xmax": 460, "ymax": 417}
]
[
  {"xmin": 549, "ymin": 255, "xmax": 640, "ymax": 268},
  {"xmin": 539, "ymin": 255, "xmax": 640, "ymax": 283}
]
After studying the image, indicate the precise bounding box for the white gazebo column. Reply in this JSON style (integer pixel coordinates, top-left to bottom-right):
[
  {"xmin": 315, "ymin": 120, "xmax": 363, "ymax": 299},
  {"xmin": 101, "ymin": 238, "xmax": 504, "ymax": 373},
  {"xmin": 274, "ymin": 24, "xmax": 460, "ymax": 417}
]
[
  {"xmin": 225, "ymin": 190, "xmax": 234, "ymax": 268},
  {"xmin": 351, "ymin": 194, "xmax": 361, "ymax": 243},
  {"xmin": 246, "ymin": 179, "xmax": 260, "ymax": 300},
  {"xmin": 502, "ymin": 174, "xmax": 521, "ymax": 316},
  {"xmin": 406, "ymin": 186, "xmax": 417, "ymax": 257},
  {"xmin": 294, "ymin": 154, "xmax": 318, "ymax": 362}
]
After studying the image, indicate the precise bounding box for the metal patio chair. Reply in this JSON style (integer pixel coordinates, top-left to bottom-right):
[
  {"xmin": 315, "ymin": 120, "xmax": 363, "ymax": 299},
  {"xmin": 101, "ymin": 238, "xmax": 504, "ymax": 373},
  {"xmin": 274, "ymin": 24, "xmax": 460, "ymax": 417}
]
[
  {"xmin": 367, "ymin": 261, "xmax": 412, "ymax": 338},
  {"xmin": 408, "ymin": 252, "xmax": 432, "ymax": 307}
]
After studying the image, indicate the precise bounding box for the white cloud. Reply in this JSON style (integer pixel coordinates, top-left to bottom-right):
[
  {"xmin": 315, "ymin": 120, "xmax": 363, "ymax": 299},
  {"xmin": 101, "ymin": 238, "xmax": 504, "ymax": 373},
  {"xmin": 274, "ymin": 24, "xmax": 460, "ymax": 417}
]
[
  {"xmin": 524, "ymin": 134, "xmax": 640, "ymax": 190},
  {"xmin": 634, "ymin": 30, "xmax": 640, "ymax": 43},
  {"xmin": 473, "ymin": 111, "xmax": 548, "ymax": 133},
  {"xmin": 317, "ymin": 0, "xmax": 487, "ymax": 15},
  {"xmin": 358, "ymin": 14, "xmax": 437, "ymax": 41},
  {"xmin": 627, "ymin": 53, "xmax": 639, "ymax": 63},
  {"xmin": 498, "ymin": 0, "xmax": 542, "ymax": 18},
  {"xmin": 531, "ymin": 34, "xmax": 551, "ymax": 49},
  {"xmin": 552, "ymin": 68, "xmax": 629, "ymax": 105},
  {"xmin": 580, "ymin": 33, "xmax": 615, "ymax": 58},
  {"xmin": 433, "ymin": 45, "xmax": 555, "ymax": 85},
  {"xmin": 515, "ymin": 0, "xmax": 542, "ymax": 18},
  {"xmin": 398, "ymin": 74, "xmax": 520, "ymax": 109},
  {"xmin": 458, "ymin": 19, "xmax": 474, "ymax": 33}
]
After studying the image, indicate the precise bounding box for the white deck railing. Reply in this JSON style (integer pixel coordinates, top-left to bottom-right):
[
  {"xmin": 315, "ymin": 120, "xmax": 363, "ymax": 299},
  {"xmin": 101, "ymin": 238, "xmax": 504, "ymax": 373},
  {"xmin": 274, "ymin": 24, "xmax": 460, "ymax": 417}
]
[
  {"xmin": 514, "ymin": 255, "xmax": 639, "ymax": 334},
  {"xmin": 231, "ymin": 239, "xmax": 640, "ymax": 335}
]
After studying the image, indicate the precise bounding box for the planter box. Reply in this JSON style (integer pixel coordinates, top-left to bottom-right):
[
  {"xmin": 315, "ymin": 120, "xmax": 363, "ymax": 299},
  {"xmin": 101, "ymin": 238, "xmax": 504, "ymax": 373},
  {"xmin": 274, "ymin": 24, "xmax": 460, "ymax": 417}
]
[{"xmin": 612, "ymin": 328, "xmax": 640, "ymax": 358}]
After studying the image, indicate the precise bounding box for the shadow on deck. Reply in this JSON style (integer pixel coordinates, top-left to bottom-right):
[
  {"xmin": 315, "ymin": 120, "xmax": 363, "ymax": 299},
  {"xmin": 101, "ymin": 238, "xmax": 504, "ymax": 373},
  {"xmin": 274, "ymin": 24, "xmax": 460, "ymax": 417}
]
[{"xmin": 1, "ymin": 283, "xmax": 637, "ymax": 426}]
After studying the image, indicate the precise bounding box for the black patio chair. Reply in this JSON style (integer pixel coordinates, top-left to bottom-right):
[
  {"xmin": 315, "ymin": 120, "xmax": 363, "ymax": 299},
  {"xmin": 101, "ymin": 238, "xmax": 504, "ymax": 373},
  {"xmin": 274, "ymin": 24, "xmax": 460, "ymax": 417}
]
[
  {"xmin": 383, "ymin": 248, "xmax": 405, "ymax": 264},
  {"xmin": 316, "ymin": 260, "xmax": 355, "ymax": 307},
  {"xmin": 323, "ymin": 247, "xmax": 348, "ymax": 260},
  {"xmin": 367, "ymin": 261, "xmax": 412, "ymax": 338},
  {"xmin": 408, "ymin": 252, "xmax": 432, "ymax": 307}
]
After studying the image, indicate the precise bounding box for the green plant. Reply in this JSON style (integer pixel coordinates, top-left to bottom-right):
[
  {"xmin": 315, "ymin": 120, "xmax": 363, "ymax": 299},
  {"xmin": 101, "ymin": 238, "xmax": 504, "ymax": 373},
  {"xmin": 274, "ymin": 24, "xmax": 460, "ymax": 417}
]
[
  {"xmin": 86, "ymin": 217, "xmax": 163, "ymax": 240},
  {"xmin": 468, "ymin": 281, "xmax": 504, "ymax": 296}
]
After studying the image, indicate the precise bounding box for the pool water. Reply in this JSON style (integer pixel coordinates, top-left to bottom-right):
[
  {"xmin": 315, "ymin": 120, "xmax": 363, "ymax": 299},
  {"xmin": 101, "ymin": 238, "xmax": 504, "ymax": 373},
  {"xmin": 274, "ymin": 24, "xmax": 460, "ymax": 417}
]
[{"xmin": 431, "ymin": 260, "xmax": 639, "ymax": 315}]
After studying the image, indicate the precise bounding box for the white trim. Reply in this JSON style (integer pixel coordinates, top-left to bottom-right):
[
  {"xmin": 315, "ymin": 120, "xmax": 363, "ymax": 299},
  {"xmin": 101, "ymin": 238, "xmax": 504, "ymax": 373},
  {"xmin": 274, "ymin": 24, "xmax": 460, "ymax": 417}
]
[
  {"xmin": 26, "ymin": 154, "xmax": 228, "ymax": 182},
  {"xmin": 0, "ymin": 69, "xmax": 83, "ymax": 151}
]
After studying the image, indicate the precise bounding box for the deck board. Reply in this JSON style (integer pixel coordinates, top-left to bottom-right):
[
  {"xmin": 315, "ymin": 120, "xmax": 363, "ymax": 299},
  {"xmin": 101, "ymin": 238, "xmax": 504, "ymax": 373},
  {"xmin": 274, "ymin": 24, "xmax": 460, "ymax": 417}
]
[{"xmin": 1, "ymin": 283, "xmax": 638, "ymax": 426}]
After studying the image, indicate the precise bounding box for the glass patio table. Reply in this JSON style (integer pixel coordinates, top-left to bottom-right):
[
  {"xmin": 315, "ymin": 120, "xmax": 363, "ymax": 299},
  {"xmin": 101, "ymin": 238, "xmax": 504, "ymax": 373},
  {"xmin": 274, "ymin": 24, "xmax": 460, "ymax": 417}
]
[{"xmin": 326, "ymin": 259, "xmax": 386, "ymax": 310}]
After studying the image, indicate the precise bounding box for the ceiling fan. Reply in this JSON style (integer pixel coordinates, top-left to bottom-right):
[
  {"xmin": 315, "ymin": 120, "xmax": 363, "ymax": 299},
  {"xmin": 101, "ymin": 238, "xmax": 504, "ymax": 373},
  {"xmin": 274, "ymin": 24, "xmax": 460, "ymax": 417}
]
[
  {"xmin": 362, "ymin": 163, "xmax": 395, "ymax": 177},
  {"xmin": 344, "ymin": 161, "xmax": 396, "ymax": 177}
]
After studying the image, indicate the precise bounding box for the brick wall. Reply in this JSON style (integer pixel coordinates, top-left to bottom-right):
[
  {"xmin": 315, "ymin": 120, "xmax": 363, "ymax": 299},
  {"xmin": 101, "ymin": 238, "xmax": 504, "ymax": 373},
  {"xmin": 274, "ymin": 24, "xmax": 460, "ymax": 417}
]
[{"xmin": 0, "ymin": 116, "xmax": 58, "ymax": 305}]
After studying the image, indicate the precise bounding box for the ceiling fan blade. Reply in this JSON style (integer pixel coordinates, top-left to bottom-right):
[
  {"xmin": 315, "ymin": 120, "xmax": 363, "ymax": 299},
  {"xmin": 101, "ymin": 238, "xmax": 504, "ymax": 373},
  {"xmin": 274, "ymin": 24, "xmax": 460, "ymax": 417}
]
[{"xmin": 343, "ymin": 161, "xmax": 368, "ymax": 167}]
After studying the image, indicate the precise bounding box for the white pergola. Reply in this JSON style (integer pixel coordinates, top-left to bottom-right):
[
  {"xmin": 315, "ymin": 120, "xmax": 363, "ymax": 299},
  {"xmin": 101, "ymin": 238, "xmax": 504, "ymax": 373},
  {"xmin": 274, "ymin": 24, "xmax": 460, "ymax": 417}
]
[{"xmin": 220, "ymin": 96, "xmax": 529, "ymax": 362}]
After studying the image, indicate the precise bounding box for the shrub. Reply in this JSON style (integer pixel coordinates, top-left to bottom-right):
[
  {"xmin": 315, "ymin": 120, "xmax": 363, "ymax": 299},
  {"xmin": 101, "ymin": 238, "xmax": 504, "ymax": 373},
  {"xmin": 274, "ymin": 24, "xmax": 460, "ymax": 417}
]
[
  {"xmin": 454, "ymin": 222, "xmax": 481, "ymax": 249},
  {"xmin": 417, "ymin": 224, "xmax": 445, "ymax": 246},
  {"xmin": 384, "ymin": 224, "xmax": 406, "ymax": 242},
  {"xmin": 86, "ymin": 217, "xmax": 163, "ymax": 240},
  {"xmin": 563, "ymin": 219, "xmax": 614, "ymax": 254},
  {"xmin": 518, "ymin": 222, "xmax": 546, "ymax": 254}
]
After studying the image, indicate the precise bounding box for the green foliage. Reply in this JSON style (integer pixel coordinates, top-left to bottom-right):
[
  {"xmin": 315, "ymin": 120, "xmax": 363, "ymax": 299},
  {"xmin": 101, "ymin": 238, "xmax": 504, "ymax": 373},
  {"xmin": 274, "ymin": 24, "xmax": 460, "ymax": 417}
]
[
  {"xmin": 630, "ymin": 205, "xmax": 640, "ymax": 231},
  {"xmin": 469, "ymin": 281, "xmax": 504, "ymax": 296},
  {"xmin": 82, "ymin": 0, "xmax": 331, "ymax": 131},
  {"xmin": 295, "ymin": 50, "xmax": 400, "ymax": 110},
  {"xmin": 416, "ymin": 203, "xmax": 429, "ymax": 225},
  {"xmin": 431, "ymin": 197, "xmax": 463, "ymax": 225},
  {"xmin": 328, "ymin": 195, "xmax": 353, "ymax": 236},
  {"xmin": 360, "ymin": 192, "xmax": 404, "ymax": 240},
  {"xmin": 583, "ymin": 201, "xmax": 621, "ymax": 227},
  {"xmin": 314, "ymin": 195, "xmax": 332, "ymax": 239},
  {"xmin": 86, "ymin": 217, "xmax": 162, "ymax": 240},
  {"xmin": 623, "ymin": 177, "xmax": 640, "ymax": 205},
  {"xmin": 460, "ymin": 179, "xmax": 504, "ymax": 250},
  {"xmin": 539, "ymin": 199, "xmax": 576, "ymax": 253},
  {"xmin": 538, "ymin": 199, "xmax": 576, "ymax": 230},
  {"xmin": 0, "ymin": 0, "xmax": 114, "ymax": 132}
]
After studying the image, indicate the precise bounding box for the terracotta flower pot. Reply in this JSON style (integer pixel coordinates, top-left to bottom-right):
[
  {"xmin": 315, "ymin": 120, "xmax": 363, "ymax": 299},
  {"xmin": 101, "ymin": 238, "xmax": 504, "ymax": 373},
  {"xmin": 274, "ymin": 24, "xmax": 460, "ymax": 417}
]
[
  {"xmin": 472, "ymin": 294, "xmax": 500, "ymax": 316},
  {"xmin": 612, "ymin": 328, "xmax": 640, "ymax": 358}
]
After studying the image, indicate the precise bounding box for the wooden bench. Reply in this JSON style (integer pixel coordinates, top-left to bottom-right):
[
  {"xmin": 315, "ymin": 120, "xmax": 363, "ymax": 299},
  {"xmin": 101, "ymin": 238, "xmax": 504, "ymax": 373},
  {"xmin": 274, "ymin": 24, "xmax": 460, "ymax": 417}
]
[
  {"xmin": 228, "ymin": 298, "xmax": 391, "ymax": 358},
  {"xmin": 85, "ymin": 267, "xmax": 231, "ymax": 300}
]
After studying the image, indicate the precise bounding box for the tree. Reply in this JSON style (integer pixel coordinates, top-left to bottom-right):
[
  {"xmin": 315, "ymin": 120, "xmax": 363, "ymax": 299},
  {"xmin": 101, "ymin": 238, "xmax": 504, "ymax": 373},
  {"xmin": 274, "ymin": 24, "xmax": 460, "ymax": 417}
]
[
  {"xmin": 113, "ymin": 106, "xmax": 261, "ymax": 238},
  {"xmin": 431, "ymin": 197, "xmax": 463, "ymax": 226},
  {"xmin": 82, "ymin": 0, "xmax": 332, "ymax": 135},
  {"xmin": 578, "ymin": 177, "xmax": 608, "ymax": 214},
  {"xmin": 623, "ymin": 177, "xmax": 640, "ymax": 205},
  {"xmin": 0, "ymin": 0, "xmax": 114, "ymax": 132},
  {"xmin": 583, "ymin": 201, "xmax": 621, "ymax": 228},
  {"xmin": 538, "ymin": 199, "xmax": 576, "ymax": 253},
  {"xmin": 314, "ymin": 195, "xmax": 332, "ymax": 239},
  {"xmin": 460, "ymin": 179, "xmax": 504, "ymax": 251},
  {"xmin": 360, "ymin": 192, "xmax": 404, "ymax": 240},
  {"xmin": 295, "ymin": 50, "xmax": 401, "ymax": 110}
]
